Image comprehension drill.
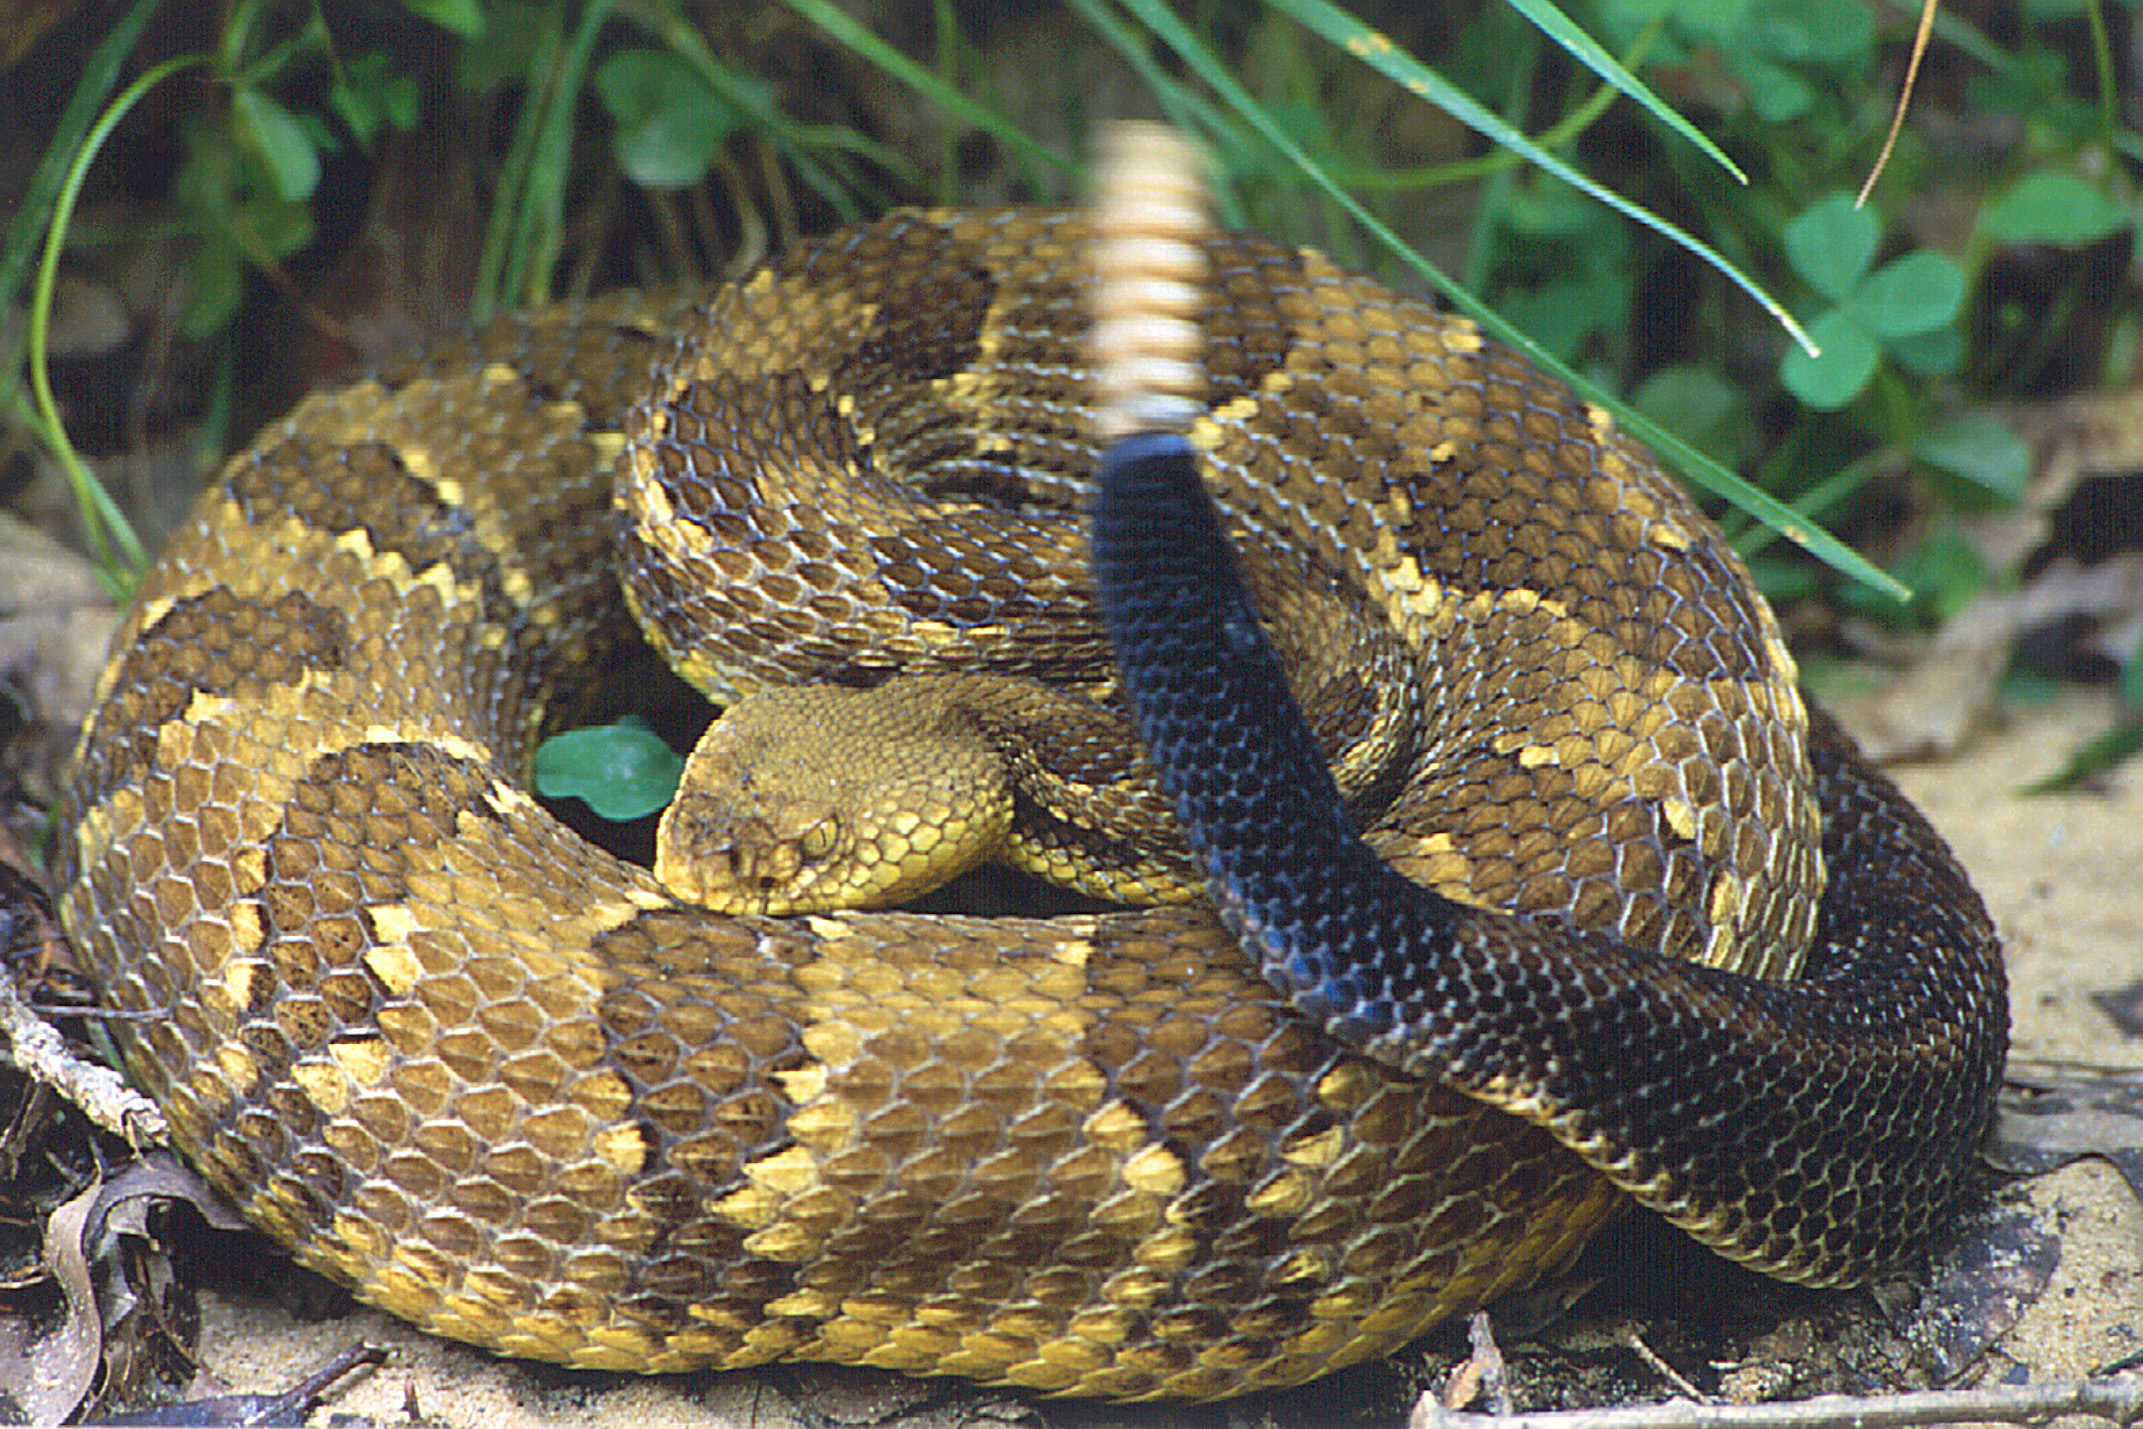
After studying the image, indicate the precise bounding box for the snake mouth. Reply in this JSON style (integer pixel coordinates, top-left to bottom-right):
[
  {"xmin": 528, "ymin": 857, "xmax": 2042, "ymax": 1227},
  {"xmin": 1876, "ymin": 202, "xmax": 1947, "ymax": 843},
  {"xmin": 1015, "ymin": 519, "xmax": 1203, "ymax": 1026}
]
[{"xmin": 653, "ymin": 792, "xmax": 857, "ymax": 916}]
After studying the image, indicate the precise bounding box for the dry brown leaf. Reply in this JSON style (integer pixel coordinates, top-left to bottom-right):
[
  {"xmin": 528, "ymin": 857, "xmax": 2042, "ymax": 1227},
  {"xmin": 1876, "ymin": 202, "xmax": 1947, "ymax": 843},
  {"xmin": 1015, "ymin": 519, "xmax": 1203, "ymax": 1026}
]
[
  {"xmin": 0, "ymin": 510, "xmax": 118, "ymax": 733},
  {"xmin": 89, "ymin": 1154, "xmax": 249, "ymax": 1242},
  {"xmin": 1971, "ymin": 387, "xmax": 2143, "ymax": 574},
  {"xmin": 0, "ymin": 1174, "xmax": 103, "ymax": 1424},
  {"xmin": 1994, "ymin": 1068, "xmax": 2143, "ymax": 1202},
  {"xmin": 13, "ymin": 1156, "xmax": 255, "ymax": 1423},
  {"xmin": 1833, "ymin": 389, "xmax": 2143, "ymax": 760},
  {"xmin": 1836, "ymin": 554, "xmax": 2143, "ymax": 760}
]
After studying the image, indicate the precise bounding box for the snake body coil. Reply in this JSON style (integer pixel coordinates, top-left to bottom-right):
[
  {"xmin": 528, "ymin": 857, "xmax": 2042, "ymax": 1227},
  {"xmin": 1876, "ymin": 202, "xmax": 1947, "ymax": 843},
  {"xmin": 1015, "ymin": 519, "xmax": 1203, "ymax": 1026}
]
[
  {"xmin": 56, "ymin": 207, "xmax": 2006, "ymax": 1401},
  {"xmin": 1093, "ymin": 434, "xmax": 2005, "ymax": 1285}
]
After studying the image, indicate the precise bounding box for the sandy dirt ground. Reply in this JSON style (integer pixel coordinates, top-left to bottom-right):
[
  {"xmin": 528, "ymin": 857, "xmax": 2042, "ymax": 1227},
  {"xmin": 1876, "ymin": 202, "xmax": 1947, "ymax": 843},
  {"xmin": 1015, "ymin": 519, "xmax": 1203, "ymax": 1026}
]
[{"xmin": 134, "ymin": 689, "xmax": 2140, "ymax": 1428}]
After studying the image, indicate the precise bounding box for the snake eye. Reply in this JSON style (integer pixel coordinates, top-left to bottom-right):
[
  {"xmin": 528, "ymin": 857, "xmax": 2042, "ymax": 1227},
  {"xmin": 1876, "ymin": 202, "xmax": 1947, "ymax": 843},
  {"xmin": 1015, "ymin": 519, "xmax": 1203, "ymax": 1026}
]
[{"xmin": 796, "ymin": 819, "xmax": 839, "ymax": 864}]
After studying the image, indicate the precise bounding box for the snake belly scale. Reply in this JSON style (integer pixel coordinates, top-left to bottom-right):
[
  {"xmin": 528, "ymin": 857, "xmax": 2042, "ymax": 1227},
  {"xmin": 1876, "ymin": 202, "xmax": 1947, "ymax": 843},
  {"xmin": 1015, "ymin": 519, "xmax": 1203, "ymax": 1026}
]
[{"xmin": 55, "ymin": 207, "xmax": 2005, "ymax": 1400}]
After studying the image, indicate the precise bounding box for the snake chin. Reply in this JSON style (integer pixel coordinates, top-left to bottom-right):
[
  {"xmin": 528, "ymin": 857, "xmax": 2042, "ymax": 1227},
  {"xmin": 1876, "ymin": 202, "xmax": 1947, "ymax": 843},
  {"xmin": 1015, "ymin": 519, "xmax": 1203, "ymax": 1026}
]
[{"xmin": 653, "ymin": 789, "xmax": 847, "ymax": 914}]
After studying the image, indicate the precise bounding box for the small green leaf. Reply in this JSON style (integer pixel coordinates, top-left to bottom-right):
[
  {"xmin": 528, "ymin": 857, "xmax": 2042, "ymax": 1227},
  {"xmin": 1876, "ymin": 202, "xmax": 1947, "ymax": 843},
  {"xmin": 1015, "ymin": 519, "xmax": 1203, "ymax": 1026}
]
[
  {"xmin": 1497, "ymin": 275, "xmax": 1614, "ymax": 361},
  {"xmin": 594, "ymin": 48, "xmax": 740, "ymax": 191},
  {"xmin": 242, "ymin": 194, "xmax": 315, "ymax": 258},
  {"xmin": 378, "ymin": 75, "xmax": 419, "ymax": 131},
  {"xmin": 1783, "ymin": 193, "xmax": 1878, "ymax": 301},
  {"xmin": 2020, "ymin": 719, "xmax": 2143, "ymax": 793},
  {"xmin": 1781, "ymin": 308, "xmax": 1879, "ymax": 409},
  {"xmin": 1729, "ymin": 53, "xmax": 1812, "ymax": 121},
  {"xmin": 458, "ymin": 0, "xmax": 548, "ymax": 92},
  {"xmin": 1847, "ymin": 250, "xmax": 1966, "ymax": 339},
  {"xmin": 1739, "ymin": 0, "xmax": 1873, "ymax": 64},
  {"xmin": 1667, "ymin": 0, "xmax": 1745, "ymax": 37},
  {"xmin": 1499, "ymin": 177, "xmax": 1596, "ymax": 238},
  {"xmin": 1978, "ymin": 169, "xmax": 2132, "ymax": 247},
  {"xmin": 330, "ymin": 87, "xmax": 375, "ymax": 142},
  {"xmin": 535, "ymin": 719, "xmax": 684, "ymax": 822},
  {"xmin": 1894, "ymin": 524, "xmax": 1987, "ymax": 622},
  {"xmin": 332, "ymin": 52, "xmax": 420, "ymax": 144},
  {"xmin": 1745, "ymin": 554, "xmax": 1817, "ymax": 603},
  {"xmin": 1912, "ymin": 411, "xmax": 2030, "ymax": 502},
  {"xmin": 182, "ymin": 244, "xmax": 242, "ymax": 338},
  {"xmin": 232, "ymin": 88, "xmax": 319, "ymax": 201},
  {"xmin": 1632, "ymin": 364, "xmax": 1746, "ymax": 467},
  {"xmin": 1598, "ymin": 0, "xmax": 1677, "ymax": 25},
  {"xmin": 1968, "ymin": 53, "xmax": 2098, "ymax": 143},
  {"xmin": 297, "ymin": 111, "xmax": 341, "ymax": 156},
  {"xmin": 401, "ymin": 0, "xmax": 486, "ymax": 37},
  {"xmin": 1838, "ymin": 522, "xmax": 1985, "ymax": 625},
  {"xmin": 1886, "ymin": 321, "xmax": 1965, "ymax": 377}
]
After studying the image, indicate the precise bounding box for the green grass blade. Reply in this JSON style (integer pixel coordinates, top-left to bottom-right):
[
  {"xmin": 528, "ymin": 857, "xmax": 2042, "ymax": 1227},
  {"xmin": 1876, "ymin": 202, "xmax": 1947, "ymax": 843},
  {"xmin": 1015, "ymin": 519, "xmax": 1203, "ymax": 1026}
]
[
  {"xmin": 1926, "ymin": 6, "xmax": 2013, "ymax": 68},
  {"xmin": 472, "ymin": 7, "xmax": 561, "ymax": 318},
  {"xmin": 1065, "ymin": 0, "xmax": 1251, "ymax": 225},
  {"xmin": 2020, "ymin": 718, "xmax": 2143, "ymax": 794},
  {"xmin": 780, "ymin": 0, "xmax": 1077, "ymax": 184},
  {"xmin": 1263, "ymin": 0, "xmax": 1811, "ymax": 358},
  {"xmin": 472, "ymin": 0, "xmax": 615, "ymax": 312},
  {"xmin": 1115, "ymin": 0, "xmax": 1904, "ymax": 598},
  {"xmin": 637, "ymin": 13, "xmax": 910, "ymax": 220},
  {"xmin": 1330, "ymin": 20, "xmax": 1657, "ymax": 196},
  {"xmin": 1488, "ymin": 0, "xmax": 1747, "ymax": 184},
  {"xmin": 512, "ymin": 0, "xmax": 613, "ymax": 306},
  {"xmin": 26, "ymin": 53, "xmax": 206, "ymax": 592},
  {"xmin": 0, "ymin": 0, "xmax": 163, "ymax": 354}
]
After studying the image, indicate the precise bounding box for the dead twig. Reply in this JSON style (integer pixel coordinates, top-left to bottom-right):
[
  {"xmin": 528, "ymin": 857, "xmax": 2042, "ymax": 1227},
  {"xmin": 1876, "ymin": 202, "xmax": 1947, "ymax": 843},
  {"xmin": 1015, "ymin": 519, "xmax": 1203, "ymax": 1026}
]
[
  {"xmin": 0, "ymin": 972, "xmax": 164, "ymax": 1144},
  {"xmin": 1409, "ymin": 1375, "xmax": 2143, "ymax": 1429},
  {"xmin": 1620, "ymin": 1328, "xmax": 1704, "ymax": 1403}
]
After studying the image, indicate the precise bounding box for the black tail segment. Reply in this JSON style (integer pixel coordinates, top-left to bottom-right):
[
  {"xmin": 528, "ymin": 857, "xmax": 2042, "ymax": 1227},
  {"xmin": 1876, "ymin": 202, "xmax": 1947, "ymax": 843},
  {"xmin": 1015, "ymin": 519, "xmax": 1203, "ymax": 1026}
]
[
  {"xmin": 1091, "ymin": 431, "xmax": 2009, "ymax": 1286},
  {"xmin": 1090, "ymin": 433, "xmax": 1450, "ymax": 1042}
]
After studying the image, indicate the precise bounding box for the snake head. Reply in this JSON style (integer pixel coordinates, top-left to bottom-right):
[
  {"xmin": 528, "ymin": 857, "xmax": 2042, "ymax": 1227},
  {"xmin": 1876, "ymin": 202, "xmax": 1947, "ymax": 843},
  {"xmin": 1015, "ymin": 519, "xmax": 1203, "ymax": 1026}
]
[
  {"xmin": 652, "ymin": 679, "xmax": 1015, "ymax": 915},
  {"xmin": 655, "ymin": 787, "xmax": 850, "ymax": 914}
]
